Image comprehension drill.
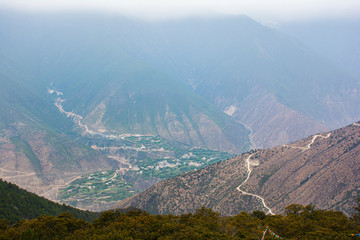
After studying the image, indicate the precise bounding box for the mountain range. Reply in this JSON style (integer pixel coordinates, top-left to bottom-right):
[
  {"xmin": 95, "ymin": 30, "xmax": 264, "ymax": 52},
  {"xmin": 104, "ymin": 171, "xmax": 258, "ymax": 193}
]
[
  {"xmin": 1, "ymin": 12, "xmax": 359, "ymax": 148},
  {"xmin": 0, "ymin": 11, "xmax": 359, "ymax": 210}
]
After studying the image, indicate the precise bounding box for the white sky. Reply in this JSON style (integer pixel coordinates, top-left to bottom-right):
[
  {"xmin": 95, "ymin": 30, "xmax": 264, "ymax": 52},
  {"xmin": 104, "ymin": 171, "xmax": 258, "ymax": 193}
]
[{"xmin": 1, "ymin": 0, "xmax": 360, "ymax": 22}]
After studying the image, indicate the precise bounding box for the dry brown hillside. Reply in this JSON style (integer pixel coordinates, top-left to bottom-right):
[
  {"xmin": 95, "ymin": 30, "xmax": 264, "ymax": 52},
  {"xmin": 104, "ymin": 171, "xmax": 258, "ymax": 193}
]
[{"xmin": 114, "ymin": 121, "xmax": 360, "ymax": 216}]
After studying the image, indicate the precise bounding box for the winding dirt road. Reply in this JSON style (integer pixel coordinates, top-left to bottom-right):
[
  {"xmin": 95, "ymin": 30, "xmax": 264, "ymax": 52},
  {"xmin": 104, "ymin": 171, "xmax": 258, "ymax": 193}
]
[
  {"xmin": 282, "ymin": 133, "xmax": 331, "ymax": 151},
  {"xmin": 236, "ymin": 153, "xmax": 274, "ymax": 215},
  {"xmin": 237, "ymin": 132, "xmax": 332, "ymax": 215}
]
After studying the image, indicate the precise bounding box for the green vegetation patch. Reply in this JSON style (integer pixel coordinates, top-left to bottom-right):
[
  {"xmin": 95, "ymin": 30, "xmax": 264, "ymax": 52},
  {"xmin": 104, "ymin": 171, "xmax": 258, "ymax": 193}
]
[
  {"xmin": 137, "ymin": 148, "xmax": 233, "ymax": 179},
  {"xmin": 2, "ymin": 203, "xmax": 360, "ymax": 239},
  {"xmin": 59, "ymin": 171, "xmax": 135, "ymax": 206},
  {"xmin": 0, "ymin": 179, "xmax": 98, "ymax": 223},
  {"xmin": 59, "ymin": 135, "xmax": 234, "ymax": 207}
]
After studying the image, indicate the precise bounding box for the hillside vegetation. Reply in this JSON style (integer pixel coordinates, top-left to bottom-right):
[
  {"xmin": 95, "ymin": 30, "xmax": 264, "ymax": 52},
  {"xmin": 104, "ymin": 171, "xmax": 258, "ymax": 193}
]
[
  {"xmin": 0, "ymin": 179, "xmax": 99, "ymax": 223},
  {"xmin": 1, "ymin": 203, "xmax": 360, "ymax": 239}
]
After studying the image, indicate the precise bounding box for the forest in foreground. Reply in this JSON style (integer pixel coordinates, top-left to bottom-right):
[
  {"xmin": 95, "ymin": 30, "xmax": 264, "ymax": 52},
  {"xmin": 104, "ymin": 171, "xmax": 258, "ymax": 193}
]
[
  {"xmin": 2, "ymin": 177, "xmax": 360, "ymax": 239},
  {"xmin": 2, "ymin": 203, "xmax": 360, "ymax": 240}
]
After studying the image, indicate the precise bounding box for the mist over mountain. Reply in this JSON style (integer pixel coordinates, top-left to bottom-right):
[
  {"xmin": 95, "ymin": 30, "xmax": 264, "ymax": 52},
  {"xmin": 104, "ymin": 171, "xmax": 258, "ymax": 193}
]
[
  {"xmin": 143, "ymin": 16, "xmax": 360, "ymax": 147},
  {"xmin": 279, "ymin": 19, "xmax": 360, "ymax": 78},
  {"xmin": 1, "ymin": 12, "xmax": 359, "ymax": 149},
  {"xmin": 0, "ymin": 12, "xmax": 251, "ymax": 153}
]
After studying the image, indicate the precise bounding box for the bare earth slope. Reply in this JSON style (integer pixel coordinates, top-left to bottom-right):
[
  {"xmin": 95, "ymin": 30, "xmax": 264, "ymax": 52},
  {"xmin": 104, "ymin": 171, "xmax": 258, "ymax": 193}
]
[{"xmin": 114, "ymin": 121, "xmax": 360, "ymax": 216}]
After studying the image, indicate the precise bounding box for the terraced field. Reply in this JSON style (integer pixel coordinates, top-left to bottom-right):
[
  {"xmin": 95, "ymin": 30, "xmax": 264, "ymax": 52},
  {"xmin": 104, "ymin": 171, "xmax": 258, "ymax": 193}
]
[{"xmin": 58, "ymin": 135, "xmax": 234, "ymax": 210}]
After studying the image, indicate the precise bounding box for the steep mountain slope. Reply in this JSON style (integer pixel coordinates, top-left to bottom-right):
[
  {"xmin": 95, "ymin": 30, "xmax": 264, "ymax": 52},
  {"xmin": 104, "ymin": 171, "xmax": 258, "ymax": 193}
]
[
  {"xmin": 114, "ymin": 121, "xmax": 360, "ymax": 216},
  {"xmin": 0, "ymin": 178, "xmax": 99, "ymax": 223},
  {"xmin": 243, "ymin": 122, "xmax": 360, "ymax": 215}
]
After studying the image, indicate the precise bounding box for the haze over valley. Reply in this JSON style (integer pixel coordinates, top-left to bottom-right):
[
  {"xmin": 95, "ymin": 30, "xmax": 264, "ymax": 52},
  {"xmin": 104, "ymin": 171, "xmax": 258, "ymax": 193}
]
[{"xmin": 0, "ymin": 3, "xmax": 359, "ymax": 215}]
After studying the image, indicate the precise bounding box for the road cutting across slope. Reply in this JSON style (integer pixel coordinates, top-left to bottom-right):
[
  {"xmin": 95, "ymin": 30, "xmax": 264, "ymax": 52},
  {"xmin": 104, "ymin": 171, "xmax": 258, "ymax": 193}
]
[
  {"xmin": 282, "ymin": 133, "xmax": 331, "ymax": 150},
  {"xmin": 236, "ymin": 153, "xmax": 274, "ymax": 215},
  {"xmin": 237, "ymin": 131, "xmax": 332, "ymax": 215}
]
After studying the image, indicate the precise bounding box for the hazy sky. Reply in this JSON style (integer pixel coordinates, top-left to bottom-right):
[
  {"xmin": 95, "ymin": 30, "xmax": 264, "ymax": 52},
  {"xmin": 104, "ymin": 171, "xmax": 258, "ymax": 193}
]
[{"xmin": 1, "ymin": 0, "xmax": 360, "ymax": 23}]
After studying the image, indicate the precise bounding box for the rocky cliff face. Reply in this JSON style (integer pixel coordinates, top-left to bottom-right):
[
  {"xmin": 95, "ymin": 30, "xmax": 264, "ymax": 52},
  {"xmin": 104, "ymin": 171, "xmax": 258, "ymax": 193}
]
[{"xmin": 114, "ymin": 121, "xmax": 360, "ymax": 216}]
